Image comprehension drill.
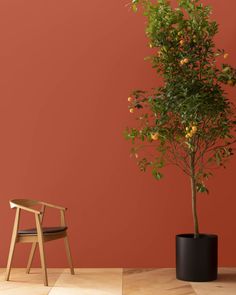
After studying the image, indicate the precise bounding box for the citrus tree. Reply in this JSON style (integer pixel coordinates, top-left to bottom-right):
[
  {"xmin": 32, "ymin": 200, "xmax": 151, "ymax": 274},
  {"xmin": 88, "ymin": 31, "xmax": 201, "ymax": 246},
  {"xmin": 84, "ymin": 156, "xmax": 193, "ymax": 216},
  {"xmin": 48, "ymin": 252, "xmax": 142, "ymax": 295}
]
[{"xmin": 125, "ymin": 0, "xmax": 236, "ymax": 237}]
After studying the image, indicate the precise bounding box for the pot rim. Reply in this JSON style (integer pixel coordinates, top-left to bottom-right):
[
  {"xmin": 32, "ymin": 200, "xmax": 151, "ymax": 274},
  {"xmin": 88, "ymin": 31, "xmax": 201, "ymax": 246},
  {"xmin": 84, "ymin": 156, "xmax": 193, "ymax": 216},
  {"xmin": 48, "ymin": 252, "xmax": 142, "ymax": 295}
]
[{"xmin": 176, "ymin": 233, "xmax": 218, "ymax": 239}]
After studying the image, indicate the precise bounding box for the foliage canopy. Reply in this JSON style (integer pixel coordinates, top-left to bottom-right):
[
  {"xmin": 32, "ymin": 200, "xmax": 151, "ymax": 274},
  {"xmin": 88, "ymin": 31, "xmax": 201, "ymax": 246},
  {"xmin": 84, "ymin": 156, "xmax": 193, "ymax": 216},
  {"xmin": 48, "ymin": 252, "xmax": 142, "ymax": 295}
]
[{"xmin": 125, "ymin": 0, "xmax": 236, "ymax": 235}]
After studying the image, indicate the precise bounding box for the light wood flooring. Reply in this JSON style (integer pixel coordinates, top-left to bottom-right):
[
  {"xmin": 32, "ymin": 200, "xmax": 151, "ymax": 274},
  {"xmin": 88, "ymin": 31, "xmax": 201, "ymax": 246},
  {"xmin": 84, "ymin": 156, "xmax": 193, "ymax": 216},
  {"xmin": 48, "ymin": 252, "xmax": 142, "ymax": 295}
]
[{"xmin": 0, "ymin": 268, "xmax": 236, "ymax": 294}]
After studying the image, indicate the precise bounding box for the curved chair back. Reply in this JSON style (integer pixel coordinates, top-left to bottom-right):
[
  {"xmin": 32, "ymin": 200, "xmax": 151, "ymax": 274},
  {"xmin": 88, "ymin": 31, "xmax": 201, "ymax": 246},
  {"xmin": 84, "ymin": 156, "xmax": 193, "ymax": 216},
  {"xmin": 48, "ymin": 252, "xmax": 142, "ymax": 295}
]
[
  {"xmin": 10, "ymin": 199, "xmax": 40, "ymax": 208},
  {"xmin": 9, "ymin": 199, "xmax": 42, "ymax": 214}
]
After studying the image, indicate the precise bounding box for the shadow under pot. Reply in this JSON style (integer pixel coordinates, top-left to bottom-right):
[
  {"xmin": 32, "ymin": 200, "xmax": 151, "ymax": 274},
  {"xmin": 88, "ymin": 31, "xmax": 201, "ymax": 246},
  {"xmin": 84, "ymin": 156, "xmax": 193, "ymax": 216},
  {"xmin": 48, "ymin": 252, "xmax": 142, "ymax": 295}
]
[{"xmin": 176, "ymin": 234, "xmax": 218, "ymax": 282}]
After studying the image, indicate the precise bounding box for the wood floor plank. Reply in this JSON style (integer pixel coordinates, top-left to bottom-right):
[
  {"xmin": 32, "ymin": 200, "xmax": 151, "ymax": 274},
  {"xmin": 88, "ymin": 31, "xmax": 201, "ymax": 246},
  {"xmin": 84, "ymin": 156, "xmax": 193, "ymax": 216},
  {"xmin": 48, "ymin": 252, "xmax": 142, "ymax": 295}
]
[
  {"xmin": 190, "ymin": 268, "xmax": 236, "ymax": 295},
  {"xmin": 122, "ymin": 268, "xmax": 197, "ymax": 295},
  {"xmin": 0, "ymin": 268, "xmax": 236, "ymax": 294},
  {"xmin": 48, "ymin": 268, "xmax": 123, "ymax": 295},
  {"xmin": 0, "ymin": 268, "xmax": 63, "ymax": 294}
]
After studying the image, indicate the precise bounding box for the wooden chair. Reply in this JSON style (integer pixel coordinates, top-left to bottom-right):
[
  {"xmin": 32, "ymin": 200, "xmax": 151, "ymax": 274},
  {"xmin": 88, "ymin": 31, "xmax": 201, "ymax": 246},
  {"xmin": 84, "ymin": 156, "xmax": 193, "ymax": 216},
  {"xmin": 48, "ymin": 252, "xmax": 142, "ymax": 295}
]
[{"xmin": 5, "ymin": 199, "xmax": 74, "ymax": 286}]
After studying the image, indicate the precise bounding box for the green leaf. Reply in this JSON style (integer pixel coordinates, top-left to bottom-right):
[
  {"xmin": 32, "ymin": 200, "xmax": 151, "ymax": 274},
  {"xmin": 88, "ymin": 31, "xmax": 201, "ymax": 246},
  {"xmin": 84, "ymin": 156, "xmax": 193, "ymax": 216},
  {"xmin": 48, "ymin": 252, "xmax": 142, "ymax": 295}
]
[
  {"xmin": 215, "ymin": 151, "xmax": 222, "ymax": 166},
  {"xmin": 132, "ymin": 4, "xmax": 138, "ymax": 13},
  {"xmin": 196, "ymin": 183, "xmax": 209, "ymax": 194},
  {"xmin": 152, "ymin": 169, "xmax": 163, "ymax": 180}
]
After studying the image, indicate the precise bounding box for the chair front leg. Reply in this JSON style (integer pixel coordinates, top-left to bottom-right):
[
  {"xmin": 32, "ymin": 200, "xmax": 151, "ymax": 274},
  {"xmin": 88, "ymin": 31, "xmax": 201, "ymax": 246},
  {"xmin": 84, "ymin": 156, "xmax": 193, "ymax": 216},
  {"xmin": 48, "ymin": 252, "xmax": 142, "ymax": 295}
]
[
  {"xmin": 35, "ymin": 214, "xmax": 48, "ymax": 286},
  {"xmin": 60, "ymin": 209, "xmax": 74, "ymax": 275},
  {"xmin": 5, "ymin": 208, "xmax": 21, "ymax": 281},
  {"xmin": 64, "ymin": 235, "xmax": 75, "ymax": 275}
]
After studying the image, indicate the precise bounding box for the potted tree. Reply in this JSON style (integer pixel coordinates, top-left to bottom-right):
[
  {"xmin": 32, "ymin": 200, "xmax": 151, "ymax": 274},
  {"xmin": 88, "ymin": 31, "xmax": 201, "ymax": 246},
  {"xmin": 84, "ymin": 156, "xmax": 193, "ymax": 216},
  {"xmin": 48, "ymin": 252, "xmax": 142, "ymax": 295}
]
[{"xmin": 125, "ymin": 0, "xmax": 236, "ymax": 282}]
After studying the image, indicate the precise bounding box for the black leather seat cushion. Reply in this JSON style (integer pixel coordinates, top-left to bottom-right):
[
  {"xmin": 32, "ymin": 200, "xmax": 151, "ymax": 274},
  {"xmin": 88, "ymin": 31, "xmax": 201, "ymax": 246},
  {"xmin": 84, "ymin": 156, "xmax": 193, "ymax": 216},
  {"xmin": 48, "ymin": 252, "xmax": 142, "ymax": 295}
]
[{"xmin": 18, "ymin": 226, "xmax": 67, "ymax": 235}]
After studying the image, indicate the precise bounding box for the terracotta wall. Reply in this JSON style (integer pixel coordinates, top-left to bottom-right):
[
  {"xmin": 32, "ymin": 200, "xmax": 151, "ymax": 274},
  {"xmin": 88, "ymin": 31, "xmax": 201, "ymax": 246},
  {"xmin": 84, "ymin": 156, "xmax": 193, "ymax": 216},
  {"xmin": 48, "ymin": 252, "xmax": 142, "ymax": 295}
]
[{"xmin": 0, "ymin": 0, "xmax": 235, "ymax": 267}]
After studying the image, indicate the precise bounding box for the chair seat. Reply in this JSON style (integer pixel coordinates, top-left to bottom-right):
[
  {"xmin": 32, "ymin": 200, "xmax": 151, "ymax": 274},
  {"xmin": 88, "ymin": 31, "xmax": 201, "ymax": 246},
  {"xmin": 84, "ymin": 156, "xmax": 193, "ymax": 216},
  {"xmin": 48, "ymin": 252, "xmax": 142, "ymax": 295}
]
[{"xmin": 18, "ymin": 226, "xmax": 68, "ymax": 235}]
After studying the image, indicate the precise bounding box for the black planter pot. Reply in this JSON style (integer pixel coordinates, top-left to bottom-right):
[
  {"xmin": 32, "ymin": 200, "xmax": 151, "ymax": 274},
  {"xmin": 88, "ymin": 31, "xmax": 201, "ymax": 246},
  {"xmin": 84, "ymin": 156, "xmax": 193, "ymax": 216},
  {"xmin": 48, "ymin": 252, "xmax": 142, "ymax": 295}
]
[{"xmin": 176, "ymin": 234, "xmax": 218, "ymax": 282}]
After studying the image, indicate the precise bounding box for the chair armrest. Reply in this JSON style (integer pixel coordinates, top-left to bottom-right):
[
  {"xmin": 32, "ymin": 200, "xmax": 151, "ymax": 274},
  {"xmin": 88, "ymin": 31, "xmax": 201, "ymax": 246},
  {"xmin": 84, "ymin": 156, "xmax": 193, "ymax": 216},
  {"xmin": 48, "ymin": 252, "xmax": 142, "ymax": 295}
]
[{"xmin": 40, "ymin": 201, "xmax": 67, "ymax": 211}]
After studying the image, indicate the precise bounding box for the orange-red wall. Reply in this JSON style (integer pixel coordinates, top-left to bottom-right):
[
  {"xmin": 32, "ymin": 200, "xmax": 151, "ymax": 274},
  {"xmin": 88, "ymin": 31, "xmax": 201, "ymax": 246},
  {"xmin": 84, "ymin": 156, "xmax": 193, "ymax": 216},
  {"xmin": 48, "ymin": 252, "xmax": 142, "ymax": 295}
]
[{"xmin": 0, "ymin": 0, "xmax": 236, "ymax": 268}]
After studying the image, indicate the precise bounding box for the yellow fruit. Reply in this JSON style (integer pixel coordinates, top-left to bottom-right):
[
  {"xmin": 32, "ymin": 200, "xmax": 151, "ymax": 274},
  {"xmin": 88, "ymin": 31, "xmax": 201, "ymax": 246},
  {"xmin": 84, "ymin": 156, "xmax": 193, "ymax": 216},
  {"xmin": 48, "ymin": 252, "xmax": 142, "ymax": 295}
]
[
  {"xmin": 188, "ymin": 132, "xmax": 193, "ymax": 138},
  {"xmin": 178, "ymin": 32, "xmax": 182, "ymax": 36},
  {"xmin": 135, "ymin": 153, "xmax": 139, "ymax": 159},
  {"xmin": 224, "ymin": 53, "xmax": 229, "ymax": 59},
  {"xmin": 149, "ymin": 43, "xmax": 153, "ymax": 48},
  {"xmin": 186, "ymin": 127, "xmax": 189, "ymax": 131},
  {"xmin": 129, "ymin": 108, "xmax": 134, "ymax": 113},
  {"xmin": 180, "ymin": 40, "xmax": 185, "ymax": 46},
  {"xmin": 183, "ymin": 58, "xmax": 189, "ymax": 64},
  {"xmin": 128, "ymin": 97, "xmax": 132, "ymax": 102},
  {"xmin": 185, "ymin": 134, "xmax": 190, "ymax": 139},
  {"xmin": 151, "ymin": 132, "xmax": 159, "ymax": 141},
  {"xmin": 180, "ymin": 58, "xmax": 189, "ymax": 65},
  {"xmin": 191, "ymin": 126, "xmax": 197, "ymax": 133},
  {"xmin": 228, "ymin": 80, "xmax": 234, "ymax": 86}
]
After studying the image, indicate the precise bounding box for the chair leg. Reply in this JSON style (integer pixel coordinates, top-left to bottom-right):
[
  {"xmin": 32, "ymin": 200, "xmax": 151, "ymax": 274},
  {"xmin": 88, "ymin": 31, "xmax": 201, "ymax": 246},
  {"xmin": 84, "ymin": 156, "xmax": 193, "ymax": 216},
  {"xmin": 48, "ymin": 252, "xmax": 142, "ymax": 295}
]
[
  {"xmin": 38, "ymin": 238, "xmax": 48, "ymax": 286},
  {"xmin": 26, "ymin": 242, "xmax": 37, "ymax": 274},
  {"xmin": 5, "ymin": 208, "xmax": 20, "ymax": 281},
  {"xmin": 5, "ymin": 237, "xmax": 17, "ymax": 281},
  {"xmin": 64, "ymin": 235, "xmax": 75, "ymax": 275},
  {"xmin": 35, "ymin": 214, "xmax": 48, "ymax": 286}
]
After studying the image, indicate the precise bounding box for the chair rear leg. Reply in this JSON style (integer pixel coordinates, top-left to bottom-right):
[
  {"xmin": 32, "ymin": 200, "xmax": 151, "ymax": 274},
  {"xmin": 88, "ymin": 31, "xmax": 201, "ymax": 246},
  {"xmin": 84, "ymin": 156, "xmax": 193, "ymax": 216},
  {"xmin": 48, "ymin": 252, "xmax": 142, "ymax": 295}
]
[
  {"xmin": 5, "ymin": 208, "xmax": 20, "ymax": 281},
  {"xmin": 64, "ymin": 235, "xmax": 75, "ymax": 275},
  {"xmin": 26, "ymin": 242, "xmax": 37, "ymax": 274}
]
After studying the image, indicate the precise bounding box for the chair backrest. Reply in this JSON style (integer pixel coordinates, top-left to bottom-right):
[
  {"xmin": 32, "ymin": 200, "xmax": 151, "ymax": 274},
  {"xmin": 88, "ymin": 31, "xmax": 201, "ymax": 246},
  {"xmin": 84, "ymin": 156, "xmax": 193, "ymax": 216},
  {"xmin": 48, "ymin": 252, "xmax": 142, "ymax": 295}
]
[
  {"xmin": 9, "ymin": 199, "xmax": 43, "ymax": 215},
  {"xmin": 9, "ymin": 198, "xmax": 66, "ymax": 215},
  {"xmin": 10, "ymin": 199, "xmax": 41, "ymax": 209}
]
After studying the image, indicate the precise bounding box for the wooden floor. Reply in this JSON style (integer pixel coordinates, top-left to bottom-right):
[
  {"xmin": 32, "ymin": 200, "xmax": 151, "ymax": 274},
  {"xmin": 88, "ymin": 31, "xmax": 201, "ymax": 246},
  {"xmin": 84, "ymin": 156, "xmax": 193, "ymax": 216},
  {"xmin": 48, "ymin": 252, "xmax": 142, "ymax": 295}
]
[{"xmin": 0, "ymin": 268, "xmax": 236, "ymax": 294}]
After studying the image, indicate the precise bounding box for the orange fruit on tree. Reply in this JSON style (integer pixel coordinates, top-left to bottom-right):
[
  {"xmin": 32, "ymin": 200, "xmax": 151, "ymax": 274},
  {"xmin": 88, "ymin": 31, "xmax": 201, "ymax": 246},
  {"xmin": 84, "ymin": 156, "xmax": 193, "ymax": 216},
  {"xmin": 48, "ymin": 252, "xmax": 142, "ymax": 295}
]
[
  {"xmin": 151, "ymin": 132, "xmax": 159, "ymax": 140},
  {"xmin": 129, "ymin": 108, "xmax": 135, "ymax": 113},
  {"xmin": 183, "ymin": 58, "xmax": 189, "ymax": 64},
  {"xmin": 191, "ymin": 126, "xmax": 197, "ymax": 133}
]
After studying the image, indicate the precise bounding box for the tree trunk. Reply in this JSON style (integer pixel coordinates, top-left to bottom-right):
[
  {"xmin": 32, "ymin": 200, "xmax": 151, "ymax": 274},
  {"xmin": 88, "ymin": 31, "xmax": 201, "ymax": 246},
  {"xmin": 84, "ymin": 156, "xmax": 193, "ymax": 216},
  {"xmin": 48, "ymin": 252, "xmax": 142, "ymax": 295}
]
[{"xmin": 190, "ymin": 153, "xmax": 199, "ymax": 238}]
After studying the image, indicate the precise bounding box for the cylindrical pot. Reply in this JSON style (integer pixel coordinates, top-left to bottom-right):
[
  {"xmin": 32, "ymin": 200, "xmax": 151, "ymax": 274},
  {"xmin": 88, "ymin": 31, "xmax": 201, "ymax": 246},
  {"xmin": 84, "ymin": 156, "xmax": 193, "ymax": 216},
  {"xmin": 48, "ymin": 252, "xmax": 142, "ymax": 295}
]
[{"xmin": 176, "ymin": 234, "xmax": 218, "ymax": 282}]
